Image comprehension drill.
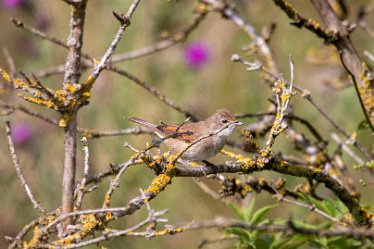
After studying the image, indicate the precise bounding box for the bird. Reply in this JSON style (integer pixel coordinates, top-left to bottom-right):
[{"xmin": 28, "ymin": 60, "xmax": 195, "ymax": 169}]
[{"xmin": 128, "ymin": 109, "xmax": 243, "ymax": 161}]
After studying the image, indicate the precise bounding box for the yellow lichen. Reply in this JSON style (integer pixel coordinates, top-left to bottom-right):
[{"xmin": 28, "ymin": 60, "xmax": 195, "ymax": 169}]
[
  {"xmin": 85, "ymin": 75, "xmax": 95, "ymax": 86},
  {"xmin": 82, "ymin": 214, "xmax": 98, "ymax": 231},
  {"xmin": 0, "ymin": 67, "xmax": 11, "ymax": 83},
  {"xmin": 104, "ymin": 194, "xmax": 111, "ymax": 208},
  {"xmin": 21, "ymin": 96, "xmax": 55, "ymax": 109},
  {"xmin": 65, "ymin": 83, "xmax": 76, "ymax": 93},
  {"xmin": 14, "ymin": 79, "xmax": 28, "ymax": 88},
  {"xmin": 197, "ymin": 3, "xmax": 207, "ymax": 14},
  {"xmin": 105, "ymin": 212, "xmax": 113, "ymax": 222},
  {"xmin": 59, "ymin": 118, "xmax": 67, "ymax": 127},
  {"xmin": 82, "ymin": 91, "xmax": 91, "ymax": 98},
  {"xmin": 144, "ymin": 174, "xmax": 171, "ymax": 195},
  {"xmin": 26, "ymin": 226, "xmax": 40, "ymax": 248},
  {"xmin": 221, "ymin": 149, "xmax": 257, "ymax": 168}
]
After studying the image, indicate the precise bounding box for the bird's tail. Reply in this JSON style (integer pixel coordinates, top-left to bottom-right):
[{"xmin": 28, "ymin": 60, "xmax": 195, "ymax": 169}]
[
  {"xmin": 128, "ymin": 117, "xmax": 158, "ymax": 129},
  {"xmin": 128, "ymin": 117, "xmax": 165, "ymax": 138}
]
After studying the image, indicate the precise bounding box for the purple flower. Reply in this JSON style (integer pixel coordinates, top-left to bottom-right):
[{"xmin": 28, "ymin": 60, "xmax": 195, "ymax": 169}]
[
  {"xmin": 184, "ymin": 42, "xmax": 210, "ymax": 69},
  {"xmin": 2, "ymin": 0, "xmax": 23, "ymax": 8},
  {"xmin": 12, "ymin": 123, "xmax": 32, "ymax": 144}
]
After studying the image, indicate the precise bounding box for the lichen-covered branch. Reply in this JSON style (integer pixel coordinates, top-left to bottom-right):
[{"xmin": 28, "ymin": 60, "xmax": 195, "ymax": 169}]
[
  {"xmin": 273, "ymin": 0, "xmax": 374, "ymax": 130},
  {"xmin": 61, "ymin": 0, "xmax": 87, "ymax": 231}
]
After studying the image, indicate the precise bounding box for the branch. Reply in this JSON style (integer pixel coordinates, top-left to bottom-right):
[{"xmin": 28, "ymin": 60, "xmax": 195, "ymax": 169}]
[
  {"xmin": 232, "ymin": 54, "xmax": 372, "ymax": 160},
  {"xmin": 173, "ymin": 156, "xmax": 370, "ymax": 226},
  {"xmin": 110, "ymin": 11, "xmax": 207, "ymax": 62},
  {"xmin": 61, "ymin": 0, "xmax": 87, "ymax": 231},
  {"xmin": 108, "ymin": 66, "xmax": 197, "ymax": 121},
  {"xmin": 0, "ymin": 101, "xmax": 151, "ymax": 138},
  {"xmin": 5, "ymin": 121, "xmax": 46, "ymax": 214},
  {"xmin": 201, "ymin": 0, "xmax": 279, "ymax": 74},
  {"xmin": 272, "ymin": 186, "xmax": 339, "ymax": 222},
  {"xmin": 11, "ymin": 14, "xmax": 197, "ymax": 121},
  {"xmin": 90, "ymin": 0, "xmax": 141, "ymax": 81},
  {"xmin": 190, "ymin": 218, "xmax": 374, "ymax": 240},
  {"xmin": 75, "ymin": 137, "xmax": 90, "ymax": 209},
  {"xmin": 274, "ymin": 0, "xmax": 374, "ymax": 130},
  {"xmin": 272, "ymin": 0, "xmax": 338, "ymax": 42}
]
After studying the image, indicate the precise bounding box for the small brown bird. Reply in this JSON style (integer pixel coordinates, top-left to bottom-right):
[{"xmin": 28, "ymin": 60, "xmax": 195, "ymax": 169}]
[{"xmin": 128, "ymin": 109, "xmax": 243, "ymax": 161}]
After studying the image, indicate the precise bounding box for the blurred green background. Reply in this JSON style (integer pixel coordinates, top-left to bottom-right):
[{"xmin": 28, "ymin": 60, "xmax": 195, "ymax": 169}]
[{"xmin": 0, "ymin": 0, "xmax": 373, "ymax": 248}]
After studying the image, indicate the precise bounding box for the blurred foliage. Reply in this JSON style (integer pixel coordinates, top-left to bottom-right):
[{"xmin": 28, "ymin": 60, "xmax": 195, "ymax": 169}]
[
  {"xmin": 0, "ymin": 0, "xmax": 373, "ymax": 248},
  {"xmin": 227, "ymin": 200, "xmax": 372, "ymax": 249}
]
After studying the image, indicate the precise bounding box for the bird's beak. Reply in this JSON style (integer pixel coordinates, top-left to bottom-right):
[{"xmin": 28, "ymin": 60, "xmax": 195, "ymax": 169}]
[{"xmin": 235, "ymin": 121, "xmax": 244, "ymax": 126}]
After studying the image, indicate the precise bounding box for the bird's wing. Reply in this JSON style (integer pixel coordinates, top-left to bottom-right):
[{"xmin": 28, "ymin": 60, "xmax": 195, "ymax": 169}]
[{"xmin": 157, "ymin": 123, "xmax": 198, "ymax": 143}]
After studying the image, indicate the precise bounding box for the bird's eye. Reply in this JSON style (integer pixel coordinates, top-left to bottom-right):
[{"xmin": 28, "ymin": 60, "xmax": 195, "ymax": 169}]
[{"xmin": 221, "ymin": 119, "xmax": 228, "ymax": 124}]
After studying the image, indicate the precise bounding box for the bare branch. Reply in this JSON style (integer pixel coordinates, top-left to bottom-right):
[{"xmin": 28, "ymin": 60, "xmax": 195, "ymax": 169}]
[
  {"xmin": 202, "ymin": 0, "xmax": 279, "ymax": 74},
  {"xmin": 232, "ymin": 54, "xmax": 372, "ymax": 160},
  {"xmin": 90, "ymin": 0, "xmax": 141, "ymax": 81},
  {"xmin": 111, "ymin": 11, "xmax": 207, "ymax": 62},
  {"xmin": 61, "ymin": 0, "xmax": 88, "ymax": 231},
  {"xmin": 75, "ymin": 137, "xmax": 90, "ymax": 209},
  {"xmin": 272, "ymin": 185, "xmax": 339, "ymax": 222},
  {"xmin": 5, "ymin": 121, "xmax": 46, "ymax": 214}
]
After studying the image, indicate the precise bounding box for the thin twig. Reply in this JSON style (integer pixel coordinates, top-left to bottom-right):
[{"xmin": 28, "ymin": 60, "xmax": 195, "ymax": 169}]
[
  {"xmin": 8, "ymin": 219, "xmax": 40, "ymax": 249},
  {"xmin": 272, "ymin": 185, "xmax": 339, "ymax": 222},
  {"xmin": 86, "ymin": 160, "xmax": 143, "ymax": 185},
  {"xmin": 198, "ymin": 235, "xmax": 239, "ymax": 249},
  {"xmin": 301, "ymin": 91, "xmax": 372, "ymax": 160},
  {"xmin": 42, "ymin": 209, "xmax": 168, "ymax": 248},
  {"xmin": 357, "ymin": 3, "xmax": 374, "ymax": 38},
  {"xmin": 331, "ymin": 133, "xmax": 364, "ymax": 164},
  {"xmin": 110, "ymin": 11, "xmax": 207, "ymax": 62},
  {"xmin": 108, "ymin": 65, "xmax": 197, "ymax": 120},
  {"xmin": 264, "ymin": 56, "xmax": 295, "ymax": 149},
  {"xmin": 10, "ymin": 18, "xmax": 69, "ymax": 49},
  {"xmin": 193, "ymin": 177, "xmax": 230, "ymax": 204},
  {"xmin": 173, "ymin": 123, "xmax": 230, "ymax": 162},
  {"xmin": 190, "ymin": 218, "xmax": 374, "ymax": 239},
  {"xmin": 2, "ymin": 48, "xmax": 16, "ymax": 78},
  {"xmin": 102, "ymin": 159, "xmax": 135, "ymax": 208},
  {"xmin": 5, "ymin": 121, "xmax": 46, "ymax": 214},
  {"xmin": 91, "ymin": 0, "xmax": 141, "ymax": 81},
  {"xmin": 201, "ymin": 0, "xmax": 279, "ymax": 74},
  {"xmin": 75, "ymin": 137, "xmax": 90, "ymax": 209},
  {"xmin": 232, "ymin": 54, "xmax": 372, "ymax": 160},
  {"xmin": 12, "ymin": 13, "xmax": 196, "ymax": 121},
  {"xmin": 364, "ymin": 50, "xmax": 374, "ymax": 63},
  {"xmin": 0, "ymin": 101, "xmax": 151, "ymax": 137},
  {"xmin": 29, "ymin": 12, "xmax": 206, "ymax": 77}
]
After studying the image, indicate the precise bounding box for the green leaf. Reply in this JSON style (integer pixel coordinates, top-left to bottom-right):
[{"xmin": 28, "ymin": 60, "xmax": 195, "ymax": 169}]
[
  {"xmin": 307, "ymin": 197, "xmax": 346, "ymax": 218},
  {"xmin": 327, "ymin": 237, "xmax": 363, "ymax": 249},
  {"xmin": 272, "ymin": 235, "xmax": 307, "ymax": 249},
  {"xmin": 322, "ymin": 198, "xmax": 347, "ymax": 217},
  {"xmin": 250, "ymin": 204, "xmax": 277, "ymax": 224},
  {"xmin": 357, "ymin": 120, "xmax": 370, "ymax": 130},
  {"xmin": 243, "ymin": 200, "xmax": 256, "ymax": 222},
  {"xmin": 315, "ymin": 222, "xmax": 332, "ymax": 230},
  {"xmin": 225, "ymin": 227, "xmax": 251, "ymax": 242},
  {"xmin": 292, "ymin": 220, "xmax": 317, "ymax": 230},
  {"xmin": 229, "ymin": 203, "xmax": 245, "ymax": 221}
]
